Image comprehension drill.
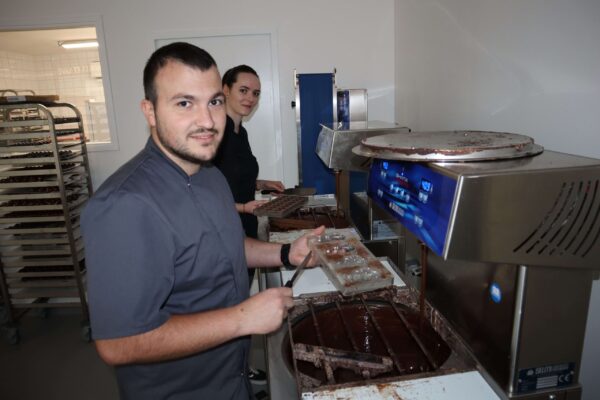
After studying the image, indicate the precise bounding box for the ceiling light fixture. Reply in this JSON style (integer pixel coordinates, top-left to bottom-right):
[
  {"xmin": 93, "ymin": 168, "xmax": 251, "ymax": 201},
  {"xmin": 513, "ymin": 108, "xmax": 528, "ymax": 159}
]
[{"xmin": 58, "ymin": 39, "xmax": 99, "ymax": 49}]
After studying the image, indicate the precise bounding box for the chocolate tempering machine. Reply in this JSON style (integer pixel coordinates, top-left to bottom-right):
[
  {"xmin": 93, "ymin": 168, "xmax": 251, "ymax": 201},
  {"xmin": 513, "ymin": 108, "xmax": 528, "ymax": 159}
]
[{"xmin": 261, "ymin": 128, "xmax": 600, "ymax": 399}]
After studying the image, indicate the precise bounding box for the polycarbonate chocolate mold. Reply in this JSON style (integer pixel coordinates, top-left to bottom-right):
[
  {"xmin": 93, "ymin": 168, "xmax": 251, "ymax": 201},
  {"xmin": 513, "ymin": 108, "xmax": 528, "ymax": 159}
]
[
  {"xmin": 254, "ymin": 195, "xmax": 308, "ymax": 218},
  {"xmin": 309, "ymin": 233, "xmax": 393, "ymax": 295}
]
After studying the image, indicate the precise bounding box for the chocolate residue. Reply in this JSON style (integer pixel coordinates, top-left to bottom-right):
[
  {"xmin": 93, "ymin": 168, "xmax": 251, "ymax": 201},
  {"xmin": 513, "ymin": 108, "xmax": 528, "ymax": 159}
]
[
  {"xmin": 315, "ymin": 242, "xmax": 346, "ymax": 262},
  {"xmin": 360, "ymin": 130, "xmax": 538, "ymax": 157},
  {"xmin": 282, "ymin": 301, "xmax": 451, "ymax": 385},
  {"xmin": 336, "ymin": 265, "xmax": 362, "ymax": 275},
  {"xmin": 368, "ymin": 259, "xmax": 392, "ymax": 277},
  {"xmin": 269, "ymin": 207, "xmax": 349, "ymax": 232}
]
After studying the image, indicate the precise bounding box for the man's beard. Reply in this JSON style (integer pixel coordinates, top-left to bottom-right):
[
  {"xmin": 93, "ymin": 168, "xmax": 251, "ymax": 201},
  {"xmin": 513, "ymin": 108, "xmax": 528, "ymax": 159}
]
[{"xmin": 154, "ymin": 118, "xmax": 218, "ymax": 168}]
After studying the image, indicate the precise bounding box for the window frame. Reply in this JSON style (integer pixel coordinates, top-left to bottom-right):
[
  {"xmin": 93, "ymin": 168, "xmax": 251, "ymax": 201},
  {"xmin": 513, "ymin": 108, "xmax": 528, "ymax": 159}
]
[{"xmin": 0, "ymin": 15, "xmax": 119, "ymax": 152}]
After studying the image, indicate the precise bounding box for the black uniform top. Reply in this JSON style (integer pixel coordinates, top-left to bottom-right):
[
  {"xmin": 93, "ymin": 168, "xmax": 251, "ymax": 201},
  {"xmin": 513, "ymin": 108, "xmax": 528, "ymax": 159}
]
[{"xmin": 213, "ymin": 115, "xmax": 260, "ymax": 238}]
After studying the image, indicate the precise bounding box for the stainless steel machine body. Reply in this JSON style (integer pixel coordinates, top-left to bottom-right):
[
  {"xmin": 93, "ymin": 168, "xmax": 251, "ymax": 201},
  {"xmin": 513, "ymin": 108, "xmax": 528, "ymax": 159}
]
[
  {"xmin": 362, "ymin": 149, "xmax": 600, "ymax": 400},
  {"xmin": 315, "ymin": 121, "xmax": 410, "ymax": 172},
  {"xmin": 267, "ymin": 126, "xmax": 599, "ymax": 398},
  {"xmin": 315, "ymin": 122, "xmax": 410, "ymax": 270}
]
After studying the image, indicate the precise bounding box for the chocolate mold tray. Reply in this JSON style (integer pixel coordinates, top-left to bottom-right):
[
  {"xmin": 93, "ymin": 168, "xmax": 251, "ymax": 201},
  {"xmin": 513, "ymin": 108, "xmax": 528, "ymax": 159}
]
[
  {"xmin": 309, "ymin": 233, "xmax": 393, "ymax": 296},
  {"xmin": 253, "ymin": 195, "xmax": 308, "ymax": 218}
]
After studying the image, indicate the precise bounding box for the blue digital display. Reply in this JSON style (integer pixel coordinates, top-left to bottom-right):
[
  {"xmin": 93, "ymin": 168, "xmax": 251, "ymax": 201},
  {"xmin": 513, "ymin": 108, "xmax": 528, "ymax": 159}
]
[{"xmin": 368, "ymin": 159, "xmax": 458, "ymax": 256}]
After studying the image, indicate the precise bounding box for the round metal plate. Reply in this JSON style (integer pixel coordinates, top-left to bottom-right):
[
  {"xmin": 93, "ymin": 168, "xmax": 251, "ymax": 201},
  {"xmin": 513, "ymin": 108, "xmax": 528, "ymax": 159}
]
[{"xmin": 352, "ymin": 130, "xmax": 544, "ymax": 161}]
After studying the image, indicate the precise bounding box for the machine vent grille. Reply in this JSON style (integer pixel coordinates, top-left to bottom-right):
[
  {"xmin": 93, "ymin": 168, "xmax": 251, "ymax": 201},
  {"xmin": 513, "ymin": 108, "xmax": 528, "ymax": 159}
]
[{"xmin": 513, "ymin": 180, "xmax": 600, "ymax": 257}]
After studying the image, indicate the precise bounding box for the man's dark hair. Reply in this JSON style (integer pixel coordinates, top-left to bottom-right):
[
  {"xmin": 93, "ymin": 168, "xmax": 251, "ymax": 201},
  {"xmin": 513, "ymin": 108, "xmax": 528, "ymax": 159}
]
[
  {"xmin": 222, "ymin": 64, "xmax": 259, "ymax": 88},
  {"xmin": 143, "ymin": 42, "xmax": 217, "ymax": 105}
]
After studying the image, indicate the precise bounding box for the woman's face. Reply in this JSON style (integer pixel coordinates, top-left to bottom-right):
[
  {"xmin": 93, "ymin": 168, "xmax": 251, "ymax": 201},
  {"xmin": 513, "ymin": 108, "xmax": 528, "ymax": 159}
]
[{"xmin": 224, "ymin": 72, "xmax": 261, "ymax": 118}]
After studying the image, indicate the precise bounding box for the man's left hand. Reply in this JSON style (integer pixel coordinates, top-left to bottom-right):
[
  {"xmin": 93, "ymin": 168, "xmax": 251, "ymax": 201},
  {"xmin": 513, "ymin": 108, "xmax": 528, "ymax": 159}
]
[{"xmin": 288, "ymin": 225, "xmax": 325, "ymax": 267}]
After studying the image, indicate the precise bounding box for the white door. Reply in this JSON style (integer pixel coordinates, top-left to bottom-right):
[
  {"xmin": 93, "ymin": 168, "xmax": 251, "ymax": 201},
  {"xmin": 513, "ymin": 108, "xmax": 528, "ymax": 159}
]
[{"xmin": 156, "ymin": 34, "xmax": 283, "ymax": 182}]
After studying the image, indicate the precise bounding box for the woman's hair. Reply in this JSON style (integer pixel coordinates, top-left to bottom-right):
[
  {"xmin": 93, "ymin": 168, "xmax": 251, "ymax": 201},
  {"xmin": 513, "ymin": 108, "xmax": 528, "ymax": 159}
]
[
  {"xmin": 222, "ymin": 65, "xmax": 259, "ymax": 88},
  {"xmin": 143, "ymin": 42, "xmax": 217, "ymax": 105}
]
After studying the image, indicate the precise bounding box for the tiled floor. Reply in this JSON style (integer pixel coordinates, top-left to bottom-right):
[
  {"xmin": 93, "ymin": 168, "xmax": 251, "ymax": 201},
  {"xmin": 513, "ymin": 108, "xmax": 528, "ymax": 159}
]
[
  {"xmin": 0, "ymin": 309, "xmax": 118, "ymax": 400},
  {"xmin": 0, "ymin": 308, "xmax": 268, "ymax": 399}
]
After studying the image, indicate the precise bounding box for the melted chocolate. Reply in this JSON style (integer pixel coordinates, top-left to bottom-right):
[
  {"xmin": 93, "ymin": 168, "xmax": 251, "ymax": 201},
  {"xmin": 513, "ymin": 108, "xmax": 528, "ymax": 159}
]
[{"xmin": 283, "ymin": 301, "xmax": 451, "ymax": 385}]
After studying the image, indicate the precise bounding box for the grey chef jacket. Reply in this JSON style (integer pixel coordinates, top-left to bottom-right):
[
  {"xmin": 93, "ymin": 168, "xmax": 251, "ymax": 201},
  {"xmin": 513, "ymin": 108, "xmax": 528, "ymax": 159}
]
[{"xmin": 81, "ymin": 138, "xmax": 251, "ymax": 399}]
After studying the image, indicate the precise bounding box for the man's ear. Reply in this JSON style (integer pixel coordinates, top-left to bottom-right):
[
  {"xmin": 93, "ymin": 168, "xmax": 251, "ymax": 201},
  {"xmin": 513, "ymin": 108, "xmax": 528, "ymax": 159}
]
[{"xmin": 141, "ymin": 99, "xmax": 156, "ymax": 128}]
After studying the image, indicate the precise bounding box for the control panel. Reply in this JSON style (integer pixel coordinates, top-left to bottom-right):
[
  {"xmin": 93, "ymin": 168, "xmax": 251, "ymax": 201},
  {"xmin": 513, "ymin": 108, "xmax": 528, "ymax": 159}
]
[{"xmin": 368, "ymin": 159, "xmax": 458, "ymax": 256}]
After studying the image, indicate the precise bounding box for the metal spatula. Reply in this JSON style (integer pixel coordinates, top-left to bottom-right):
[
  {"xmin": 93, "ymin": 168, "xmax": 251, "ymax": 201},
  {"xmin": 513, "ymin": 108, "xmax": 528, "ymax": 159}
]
[{"xmin": 284, "ymin": 251, "xmax": 312, "ymax": 288}]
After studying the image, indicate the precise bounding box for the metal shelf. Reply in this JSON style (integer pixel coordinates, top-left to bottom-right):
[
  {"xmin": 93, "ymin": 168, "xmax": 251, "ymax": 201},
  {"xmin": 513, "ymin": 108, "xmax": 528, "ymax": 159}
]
[{"xmin": 0, "ymin": 99, "xmax": 93, "ymax": 343}]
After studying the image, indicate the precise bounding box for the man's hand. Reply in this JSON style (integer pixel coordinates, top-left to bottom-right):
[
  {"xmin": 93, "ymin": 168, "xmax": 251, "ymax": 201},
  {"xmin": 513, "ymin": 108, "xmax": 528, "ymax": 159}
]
[
  {"xmin": 237, "ymin": 288, "xmax": 294, "ymax": 335},
  {"xmin": 289, "ymin": 225, "xmax": 325, "ymax": 267},
  {"xmin": 94, "ymin": 288, "xmax": 294, "ymax": 366}
]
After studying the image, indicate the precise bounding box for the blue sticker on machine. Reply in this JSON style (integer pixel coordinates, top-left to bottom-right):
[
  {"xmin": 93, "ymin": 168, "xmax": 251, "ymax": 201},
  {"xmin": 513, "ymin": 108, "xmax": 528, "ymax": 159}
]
[
  {"xmin": 517, "ymin": 363, "xmax": 576, "ymax": 393},
  {"xmin": 490, "ymin": 283, "xmax": 502, "ymax": 303}
]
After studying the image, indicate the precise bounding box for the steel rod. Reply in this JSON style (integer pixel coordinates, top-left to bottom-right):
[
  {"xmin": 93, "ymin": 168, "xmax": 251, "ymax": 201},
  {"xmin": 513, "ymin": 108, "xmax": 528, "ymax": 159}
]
[
  {"xmin": 359, "ymin": 296, "xmax": 405, "ymax": 374},
  {"xmin": 326, "ymin": 210, "xmax": 336, "ymax": 228},
  {"xmin": 334, "ymin": 300, "xmax": 360, "ymax": 352},
  {"xmin": 287, "ymin": 316, "xmax": 304, "ymax": 398},
  {"xmin": 387, "ymin": 297, "xmax": 438, "ymax": 370},
  {"xmin": 308, "ymin": 302, "xmax": 336, "ymax": 384},
  {"xmin": 419, "ymin": 242, "xmax": 428, "ymax": 326}
]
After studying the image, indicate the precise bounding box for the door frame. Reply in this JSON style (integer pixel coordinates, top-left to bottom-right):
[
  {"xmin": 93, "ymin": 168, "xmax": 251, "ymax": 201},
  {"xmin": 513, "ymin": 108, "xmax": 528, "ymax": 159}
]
[{"xmin": 150, "ymin": 28, "xmax": 284, "ymax": 182}]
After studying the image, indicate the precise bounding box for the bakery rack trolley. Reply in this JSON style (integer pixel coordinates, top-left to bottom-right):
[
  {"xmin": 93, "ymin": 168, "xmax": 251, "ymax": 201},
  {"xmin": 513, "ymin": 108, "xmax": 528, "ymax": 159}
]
[{"xmin": 0, "ymin": 96, "xmax": 93, "ymax": 344}]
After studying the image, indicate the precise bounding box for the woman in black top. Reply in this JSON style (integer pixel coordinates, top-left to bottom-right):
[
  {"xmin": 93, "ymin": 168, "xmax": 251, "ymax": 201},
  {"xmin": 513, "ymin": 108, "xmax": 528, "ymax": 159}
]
[
  {"xmin": 213, "ymin": 65, "xmax": 284, "ymax": 239},
  {"xmin": 213, "ymin": 64, "xmax": 285, "ymax": 385}
]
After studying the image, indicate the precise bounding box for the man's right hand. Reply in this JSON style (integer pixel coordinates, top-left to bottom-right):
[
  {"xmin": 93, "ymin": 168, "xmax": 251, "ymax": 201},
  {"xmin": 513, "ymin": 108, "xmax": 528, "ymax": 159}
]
[
  {"xmin": 237, "ymin": 287, "xmax": 294, "ymax": 335},
  {"xmin": 95, "ymin": 287, "xmax": 294, "ymax": 366}
]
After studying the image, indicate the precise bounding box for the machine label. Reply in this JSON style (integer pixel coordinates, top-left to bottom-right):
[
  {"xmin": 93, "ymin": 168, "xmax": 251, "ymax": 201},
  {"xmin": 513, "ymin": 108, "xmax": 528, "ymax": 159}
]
[{"xmin": 517, "ymin": 362, "xmax": 575, "ymax": 392}]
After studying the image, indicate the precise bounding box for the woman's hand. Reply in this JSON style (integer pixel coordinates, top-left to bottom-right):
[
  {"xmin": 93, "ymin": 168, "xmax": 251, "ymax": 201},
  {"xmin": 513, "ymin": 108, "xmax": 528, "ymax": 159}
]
[
  {"xmin": 241, "ymin": 200, "xmax": 267, "ymax": 214},
  {"xmin": 257, "ymin": 179, "xmax": 285, "ymax": 192}
]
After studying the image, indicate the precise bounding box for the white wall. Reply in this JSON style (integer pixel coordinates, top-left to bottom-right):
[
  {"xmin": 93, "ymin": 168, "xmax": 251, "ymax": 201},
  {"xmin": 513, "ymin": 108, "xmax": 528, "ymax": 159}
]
[
  {"xmin": 1, "ymin": 0, "xmax": 395, "ymax": 188},
  {"xmin": 5, "ymin": 0, "xmax": 598, "ymax": 396},
  {"xmin": 395, "ymin": 1, "xmax": 600, "ymax": 399}
]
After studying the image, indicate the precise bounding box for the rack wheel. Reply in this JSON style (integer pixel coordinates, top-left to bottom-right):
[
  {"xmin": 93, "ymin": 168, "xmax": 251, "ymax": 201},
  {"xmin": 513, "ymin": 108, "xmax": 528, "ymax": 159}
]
[
  {"xmin": 3, "ymin": 326, "xmax": 19, "ymax": 345},
  {"xmin": 81, "ymin": 323, "xmax": 91, "ymax": 342}
]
